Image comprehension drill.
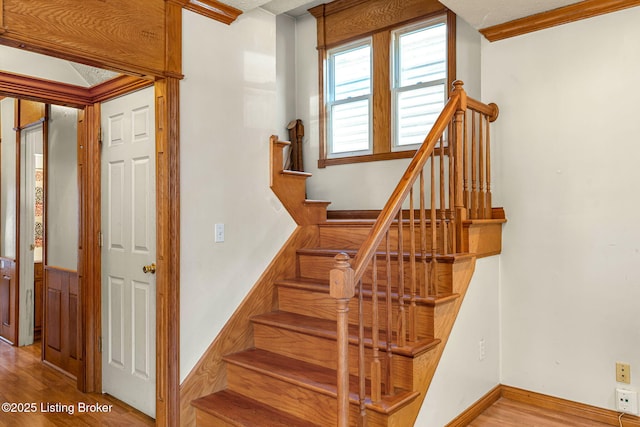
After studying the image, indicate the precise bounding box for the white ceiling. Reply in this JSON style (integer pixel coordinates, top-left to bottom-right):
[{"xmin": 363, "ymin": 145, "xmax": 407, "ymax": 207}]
[
  {"xmin": 222, "ymin": 0, "xmax": 585, "ymax": 27},
  {"xmin": 437, "ymin": 0, "xmax": 583, "ymax": 29}
]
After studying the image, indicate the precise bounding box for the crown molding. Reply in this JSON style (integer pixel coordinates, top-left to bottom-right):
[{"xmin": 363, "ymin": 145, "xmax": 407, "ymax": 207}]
[{"xmin": 480, "ymin": 0, "xmax": 640, "ymax": 42}]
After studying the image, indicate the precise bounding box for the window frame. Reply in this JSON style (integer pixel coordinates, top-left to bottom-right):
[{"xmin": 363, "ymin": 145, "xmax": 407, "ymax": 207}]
[{"xmin": 312, "ymin": 2, "xmax": 456, "ymax": 168}]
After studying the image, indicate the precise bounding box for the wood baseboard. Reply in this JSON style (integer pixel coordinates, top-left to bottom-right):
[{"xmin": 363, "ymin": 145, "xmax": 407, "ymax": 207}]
[
  {"xmin": 448, "ymin": 384, "xmax": 640, "ymax": 427},
  {"xmin": 446, "ymin": 385, "xmax": 502, "ymax": 427}
]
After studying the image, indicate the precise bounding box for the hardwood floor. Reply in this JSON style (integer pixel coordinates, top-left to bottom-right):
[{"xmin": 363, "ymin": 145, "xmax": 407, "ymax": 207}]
[
  {"xmin": 469, "ymin": 397, "xmax": 615, "ymax": 427},
  {"xmin": 0, "ymin": 339, "xmax": 154, "ymax": 426}
]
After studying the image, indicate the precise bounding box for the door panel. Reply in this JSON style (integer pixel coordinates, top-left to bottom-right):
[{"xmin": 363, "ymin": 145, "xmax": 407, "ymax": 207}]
[
  {"xmin": 0, "ymin": 258, "xmax": 17, "ymax": 344},
  {"xmin": 101, "ymin": 86, "xmax": 156, "ymax": 418},
  {"xmin": 43, "ymin": 267, "xmax": 81, "ymax": 377}
]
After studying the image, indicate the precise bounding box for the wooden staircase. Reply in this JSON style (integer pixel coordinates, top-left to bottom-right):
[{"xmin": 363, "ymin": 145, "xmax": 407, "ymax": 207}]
[{"xmin": 182, "ymin": 82, "xmax": 505, "ymax": 426}]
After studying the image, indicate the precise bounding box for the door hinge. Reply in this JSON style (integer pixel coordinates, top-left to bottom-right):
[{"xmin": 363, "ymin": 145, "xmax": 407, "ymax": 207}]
[
  {"xmin": 98, "ymin": 336, "xmax": 103, "ymax": 353},
  {"xmin": 98, "ymin": 127, "xmax": 103, "ymax": 144},
  {"xmin": 98, "ymin": 231, "xmax": 103, "ymax": 247}
]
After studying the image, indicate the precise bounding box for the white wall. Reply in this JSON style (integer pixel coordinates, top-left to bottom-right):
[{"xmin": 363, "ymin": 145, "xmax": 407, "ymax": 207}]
[
  {"xmin": 417, "ymin": 257, "xmax": 501, "ymax": 426},
  {"xmin": 47, "ymin": 105, "xmax": 79, "ymax": 270},
  {"xmin": 275, "ymin": 14, "xmax": 297, "ymax": 140},
  {"xmin": 0, "ymin": 98, "xmax": 17, "ymax": 259},
  {"xmin": 180, "ymin": 8, "xmax": 296, "ymax": 381},
  {"xmin": 483, "ymin": 7, "xmax": 640, "ymax": 411}
]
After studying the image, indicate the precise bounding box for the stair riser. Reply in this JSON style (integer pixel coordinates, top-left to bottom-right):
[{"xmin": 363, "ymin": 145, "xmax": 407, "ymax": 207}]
[
  {"xmin": 253, "ymin": 324, "xmax": 415, "ymax": 391},
  {"xmin": 298, "ymin": 255, "xmax": 453, "ymax": 296},
  {"xmin": 277, "ymin": 286, "xmax": 434, "ymax": 339},
  {"xmin": 320, "ymin": 224, "xmax": 450, "ymax": 253},
  {"xmin": 226, "ymin": 363, "xmax": 370, "ymax": 426},
  {"xmin": 195, "ymin": 411, "xmax": 236, "ymax": 427}
]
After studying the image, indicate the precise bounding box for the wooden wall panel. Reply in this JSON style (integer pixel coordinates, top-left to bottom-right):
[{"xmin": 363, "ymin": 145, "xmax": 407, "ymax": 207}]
[
  {"xmin": 311, "ymin": 0, "xmax": 446, "ymax": 48},
  {"xmin": 1, "ymin": 0, "xmax": 166, "ymax": 77},
  {"xmin": 0, "ymin": 258, "xmax": 17, "ymax": 345},
  {"xmin": 43, "ymin": 266, "xmax": 80, "ymax": 378}
]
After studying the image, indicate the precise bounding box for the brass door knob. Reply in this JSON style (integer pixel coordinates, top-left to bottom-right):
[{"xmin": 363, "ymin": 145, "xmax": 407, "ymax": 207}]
[{"xmin": 142, "ymin": 263, "xmax": 156, "ymax": 274}]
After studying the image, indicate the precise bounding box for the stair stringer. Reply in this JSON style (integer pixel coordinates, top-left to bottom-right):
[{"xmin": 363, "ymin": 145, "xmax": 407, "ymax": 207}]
[
  {"xmin": 179, "ymin": 224, "xmax": 320, "ymax": 427},
  {"xmin": 375, "ymin": 255, "xmax": 478, "ymax": 427}
]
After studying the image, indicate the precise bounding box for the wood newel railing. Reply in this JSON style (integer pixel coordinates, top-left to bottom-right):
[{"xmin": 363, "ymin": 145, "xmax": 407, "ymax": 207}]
[
  {"xmin": 328, "ymin": 81, "xmax": 498, "ymax": 426},
  {"xmin": 330, "ymin": 253, "xmax": 355, "ymax": 427}
]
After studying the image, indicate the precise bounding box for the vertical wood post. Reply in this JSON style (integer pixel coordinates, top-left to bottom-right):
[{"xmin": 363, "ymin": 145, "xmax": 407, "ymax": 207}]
[
  {"xmin": 330, "ymin": 253, "xmax": 355, "ymax": 427},
  {"xmin": 452, "ymin": 81, "xmax": 468, "ymax": 252}
]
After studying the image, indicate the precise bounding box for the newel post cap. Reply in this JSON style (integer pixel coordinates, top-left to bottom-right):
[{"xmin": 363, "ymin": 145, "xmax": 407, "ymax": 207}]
[{"xmin": 330, "ymin": 253, "xmax": 355, "ymax": 299}]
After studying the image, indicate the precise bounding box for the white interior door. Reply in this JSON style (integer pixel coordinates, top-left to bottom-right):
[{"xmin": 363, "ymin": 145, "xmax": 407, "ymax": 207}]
[{"xmin": 101, "ymin": 86, "xmax": 156, "ymax": 418}]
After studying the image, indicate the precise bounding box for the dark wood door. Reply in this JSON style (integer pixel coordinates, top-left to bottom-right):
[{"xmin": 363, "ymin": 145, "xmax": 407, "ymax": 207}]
[
  {"xmin": 43, "ymin": 266, "xmax": 80, "ymax": 377},
  {"xmin": 0, "ymin": 259, "xmax": 17, "ymax": 345}
]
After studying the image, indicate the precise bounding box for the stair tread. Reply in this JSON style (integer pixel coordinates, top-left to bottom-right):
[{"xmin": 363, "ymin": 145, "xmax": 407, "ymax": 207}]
[
  {"xmin": 304, "ymin": 199, "xmax": 332, "ymax": 206},
  {"xmin": 281, "ymin": 169, "xmax": 312, "ymax": 178},
  {"xmin": 252, "ymin": 311, "xmax": 440, "ymax": 356},
  {"xmin": 276, "ymin": 278, "xmax": 460, "ymax": 306},
  {"xmin": 224, "ymin": 348, "xmax": 419, "ymax": 413},
  {"xmin": 192, "ymin": 390, "xmax": 318, "ymax": 427},
  {"xmin": 297, "ymin": 247, "xmax": 474, "ymax": 263}
]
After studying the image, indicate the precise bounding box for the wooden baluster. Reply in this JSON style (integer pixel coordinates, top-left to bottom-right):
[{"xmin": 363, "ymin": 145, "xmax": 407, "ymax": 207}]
[
  {"xmin": 452, "ymin": 81, "xmax": 468, "ymax": 253},
  {"xmin": 408, "ymin": 189, "xmax": 417, "ymax": 342},
  {"xmin": 463, "ymin": 110, "xmax": 469, "ymax": 211},
  {"xmin": 329, "ymin": 253, "xmax": 355, "ymax": 427},
  {"xmin": 449, "ymin": 121, "xmax": 456, "ymax": 254},
  {"xmin": 430, "ymin": 151, "xmax": 437, "ymax": 296},
  {"xmin": 419, "ymin": 170, "xmax": 427, "ymax": 297},
  {"xmin": 471, "ymin": 111, "xmax": 478, "ymax": 220},
  {"xmin": 385, "ymin": 232, "xmax": 394, "ymax": 395},
  {"xmin": 478, "ymin": 112, "xmax": 486, "ymax": 219},
  {"xmin": 371, "ymin": 255, "xmax": 381, "ymax": 402},
  {"xmin": 358, "ymin": 278, "xmax": 366, "ymax": 426},
  {"xmin": 439, "ymin": 137, "xmax": 447, "ymax": 255},
  {"xmin": 396, "ymin": 210, "xmax": 406, "ymax": 347},
  {"xmin": 485, "ymin": 115, "xmax": 493, "ymax": 219}
]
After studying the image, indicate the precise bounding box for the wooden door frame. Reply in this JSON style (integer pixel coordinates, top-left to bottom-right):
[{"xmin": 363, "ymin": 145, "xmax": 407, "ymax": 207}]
[{"xmin": 0, "ymin": 72, "xmax": 180, "ymax": 426}]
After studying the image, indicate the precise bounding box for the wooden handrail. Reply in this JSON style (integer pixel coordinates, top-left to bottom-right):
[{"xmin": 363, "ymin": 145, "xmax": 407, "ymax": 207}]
[
  {"xmin": 329, "ymin": 81, "xmax": 498, "ymax": 427},
  {"xmin": 351, "ymin": 90, "xmax": 461, "ymax": 282}
]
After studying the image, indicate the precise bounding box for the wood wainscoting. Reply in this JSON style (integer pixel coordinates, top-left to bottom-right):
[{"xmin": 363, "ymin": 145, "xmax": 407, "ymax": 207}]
[
  {"xmin": 43, "ymin": 266, "xmax": 80, "ymax": 378},
  {"xmin": 0, "ymin": 258, "xmax": 17, "ymax": 345}
]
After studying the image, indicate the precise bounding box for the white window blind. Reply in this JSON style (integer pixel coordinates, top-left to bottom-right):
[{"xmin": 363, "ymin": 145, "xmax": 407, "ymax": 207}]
[
  {"xmin": 327, "ymin": 42, "xmax": 372, "ymax": 157},
  {"xmin": 393, "ymin": 20, "xmax": 447, "ymax": 149}
]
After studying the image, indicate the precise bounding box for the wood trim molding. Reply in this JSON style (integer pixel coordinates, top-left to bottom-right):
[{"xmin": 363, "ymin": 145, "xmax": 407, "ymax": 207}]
[
  {"xmin": 0, "ymin": 71, "xmax": 92, "ymax": 109},
  {"xmin": 447, "ymin": 384, "xmax": 640, "ymax": 427},
  {"xmin": 446, "ymin": 385, "xmax": 502, "ymax": 427},
  {"xmin": 179, "ymin": 225, "xmax": 320, "ymax": 427},
  {"xmin": 0, "ymin": 71, "xmax": 154, "ymax": 108},
  {"xmin": 89, "ymin": 75, "xmax": 155, "ymax": 104},
  {"xmin": 480, "ymin": 0, "xmax": 640, "ymax": 42},
  {"xmin": 154, "ymin": 77, "xmax": 181, "ymax": 426},
  {"xmin": 181, "ymin": 0, "xmax": 242, "ymax": 25}
]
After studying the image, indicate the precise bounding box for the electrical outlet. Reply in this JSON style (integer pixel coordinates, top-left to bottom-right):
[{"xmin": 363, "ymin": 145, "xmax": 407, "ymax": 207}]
[
  {"xmin": 616, "ymin": 389, "xmax": 639, "ymax": 415},
  {"xmin": 617, "ymin": 362, "xmax": 631, "ymax": 384},
  {"xmin": 479, "ymin": 338, "xmax": 486, "ymax": 361},
  {"xmin": 214, "ymin": 223, "xmax": 225, "ymax": 243}
]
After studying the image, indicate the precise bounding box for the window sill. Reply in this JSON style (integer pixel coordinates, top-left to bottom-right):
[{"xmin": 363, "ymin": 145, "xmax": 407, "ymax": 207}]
[
  {"xmin": 318, "ymin": 146, "xmax": 451, "ymax": 168},
  {"xmin": 318, "ymin": 150, "xmax": 416, "ymax": 168}
]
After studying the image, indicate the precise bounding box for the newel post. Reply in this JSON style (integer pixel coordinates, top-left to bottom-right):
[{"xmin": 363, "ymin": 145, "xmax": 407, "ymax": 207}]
[
  {"xmin": 452, "ymin": 81, "xmax": 468, "ymax": 252},
  {"xmin": 330, "ymin": 253, "xmax": 355, "ymax": 427}
]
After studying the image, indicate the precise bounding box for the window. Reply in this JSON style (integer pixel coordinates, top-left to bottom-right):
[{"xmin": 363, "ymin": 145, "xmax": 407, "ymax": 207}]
[
  {"xmin": 311, "ymin": 0, "xmax": 455, "ymax": 167},
  {"xmin": 392, "ymin": 18, "xmax": 447, "ymax": 150},
  {"xmin": 327, "ymin": 41, "xmax": 372, "ymax": 157}
]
